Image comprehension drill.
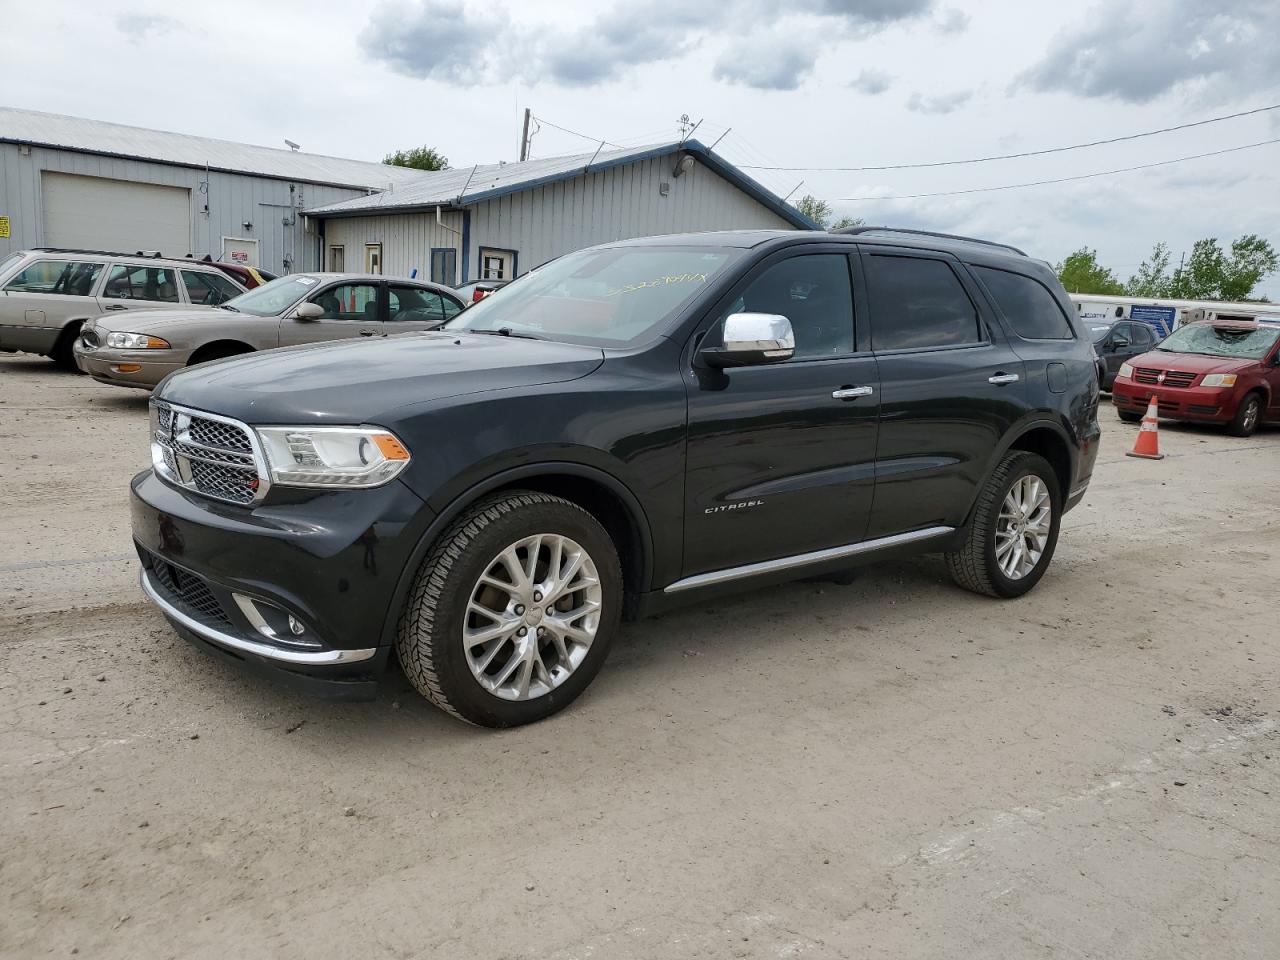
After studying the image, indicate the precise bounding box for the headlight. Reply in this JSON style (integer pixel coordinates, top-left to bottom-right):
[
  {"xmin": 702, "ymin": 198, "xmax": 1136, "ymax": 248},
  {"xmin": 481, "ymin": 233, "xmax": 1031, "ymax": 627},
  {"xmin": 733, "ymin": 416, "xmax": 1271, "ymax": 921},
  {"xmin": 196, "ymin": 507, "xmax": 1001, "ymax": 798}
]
[
  {"xmin": 1200, "ymin": 373, "xmax": 1237, "ymax": 388},
  {"xmin": 255, "ymin": 426, "xmax": 410, "ymax": 488},
  {"xmin": 1117, "ymin": 362, "xmax": 1134, "ymax": 379},
  {"xmin": 106, "ymin": 332, "xmax": 170, "ymax": 349}
]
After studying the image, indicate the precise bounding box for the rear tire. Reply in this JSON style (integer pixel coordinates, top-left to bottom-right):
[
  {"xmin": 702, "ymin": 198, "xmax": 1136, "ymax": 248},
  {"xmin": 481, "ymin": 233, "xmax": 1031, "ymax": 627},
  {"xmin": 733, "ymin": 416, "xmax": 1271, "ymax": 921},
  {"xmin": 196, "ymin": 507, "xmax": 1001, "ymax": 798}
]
[
  {"xmin": 397, "ymin": 491, "xmax": 622, "ymax": 727},
  {"xmin": 51, "ymin": 324, "xmax": 82, "ymax": 372},
  {"xmin": 946, "ymin": 451, "xmax": 1062, "ymax": 599},
  {"xmin": 1117, "ymin": 409, "xmax": 1142, "ymax": 423},
  {"xmin": 1227, "ymin": 393, "xmax": 1262, "ymax": 438}
]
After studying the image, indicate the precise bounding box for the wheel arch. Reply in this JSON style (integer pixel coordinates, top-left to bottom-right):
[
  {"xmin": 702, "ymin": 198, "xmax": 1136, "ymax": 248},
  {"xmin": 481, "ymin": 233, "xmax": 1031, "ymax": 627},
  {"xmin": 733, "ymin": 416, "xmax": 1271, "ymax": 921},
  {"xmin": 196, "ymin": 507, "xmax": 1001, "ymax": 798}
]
[
  {"xmin": 380, "ymin": 462, "xmax": 656, "ymax": 648},
  {"xmin": 188, "ymin": 339, "xmax": 255, "ymax": 365},
  {"xmin": 965, "ymin": 418, "xmax": 1075, "ymax": 529}
]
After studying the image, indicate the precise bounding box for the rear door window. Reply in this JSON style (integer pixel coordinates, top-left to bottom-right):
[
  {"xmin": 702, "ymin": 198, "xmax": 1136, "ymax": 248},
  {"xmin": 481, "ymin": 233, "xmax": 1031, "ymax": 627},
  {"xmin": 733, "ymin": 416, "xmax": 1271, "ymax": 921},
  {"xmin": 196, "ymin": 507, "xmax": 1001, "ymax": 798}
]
[
  {"xmin": 865, "ymin": 255, "xmax": 980, "ymax": 351},
  {"xmin": 102, "ymin": 264, "xmax": 180, "ymax": 303},
  {"xmin": 4, "ymin": 259, "xmax": 105, "ymax": 296},
  {"xmin": 181, "ymin": 270, "xmax": 242, "ymax": 306},
  {"xmin": 388, "ymin": 285, "xmax": 450, "ymax": 324},
  {"xmin": 972, "ymin": 266, "xmax": 1073, "ymax": 340}
]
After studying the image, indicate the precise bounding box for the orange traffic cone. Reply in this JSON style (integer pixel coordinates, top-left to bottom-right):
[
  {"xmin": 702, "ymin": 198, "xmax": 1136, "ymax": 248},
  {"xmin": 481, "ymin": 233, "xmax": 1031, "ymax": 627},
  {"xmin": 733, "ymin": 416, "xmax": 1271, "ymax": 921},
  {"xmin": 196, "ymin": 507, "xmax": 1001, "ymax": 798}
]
[{"xmin": 1126, "ymin": 396, "xmax": 1164, "ymax": 460}]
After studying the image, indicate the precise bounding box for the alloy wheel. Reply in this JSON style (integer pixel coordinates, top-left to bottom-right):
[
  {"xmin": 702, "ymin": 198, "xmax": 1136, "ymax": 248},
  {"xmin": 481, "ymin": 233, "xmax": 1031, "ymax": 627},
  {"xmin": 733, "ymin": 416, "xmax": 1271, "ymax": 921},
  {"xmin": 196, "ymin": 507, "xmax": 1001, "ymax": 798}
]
[
  {"xmin": 995, "ymin": 475, "xmax": 1052, "ymax": 581},
  {"xmin": 462, "ymin": 534, "xmax": 602, "ymax": 701}
]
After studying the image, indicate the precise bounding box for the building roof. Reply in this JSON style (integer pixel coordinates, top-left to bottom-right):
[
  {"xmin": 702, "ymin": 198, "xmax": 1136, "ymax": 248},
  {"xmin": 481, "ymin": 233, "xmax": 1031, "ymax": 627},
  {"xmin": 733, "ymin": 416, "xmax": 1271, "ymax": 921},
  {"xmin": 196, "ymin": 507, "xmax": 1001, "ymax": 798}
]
[
  {"xmin": 0, "ymin": 106, "xmax": 424, "ymax": 190},
  {"xmin": 303, "ymin": 140, "xmax": 817, "ymax": 229}
]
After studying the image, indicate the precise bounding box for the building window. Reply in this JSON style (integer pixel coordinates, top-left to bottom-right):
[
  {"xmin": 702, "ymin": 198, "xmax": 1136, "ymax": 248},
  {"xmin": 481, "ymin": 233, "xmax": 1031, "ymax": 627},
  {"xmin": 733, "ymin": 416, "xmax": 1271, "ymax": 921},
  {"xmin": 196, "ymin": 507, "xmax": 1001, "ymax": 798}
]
[
  {"xmin": 329, "ymin": 245, "xmax": 345, "ymax": 272},
  {"xmin": 430, "ymin": 248, "xmax": 457, "ymax": 285},
  {"xmin": 479, "ymin": 247, "xmax": 516, "ymax": 281},
  {"xmin": 364, "ymin": 243, "xmax": 382, "ymax": 275}
]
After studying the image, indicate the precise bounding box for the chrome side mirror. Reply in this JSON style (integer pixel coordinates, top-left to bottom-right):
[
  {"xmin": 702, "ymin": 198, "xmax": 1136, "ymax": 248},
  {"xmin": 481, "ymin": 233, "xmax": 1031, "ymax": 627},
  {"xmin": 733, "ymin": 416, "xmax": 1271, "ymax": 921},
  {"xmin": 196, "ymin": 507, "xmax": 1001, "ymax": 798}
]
[
  {"xmin": 700, "ymin": 312, "xmax": 795, "ymax": 368},
  {"xmin": 293, "ymin": 302, "xmax": 325, "ymax": 321}
]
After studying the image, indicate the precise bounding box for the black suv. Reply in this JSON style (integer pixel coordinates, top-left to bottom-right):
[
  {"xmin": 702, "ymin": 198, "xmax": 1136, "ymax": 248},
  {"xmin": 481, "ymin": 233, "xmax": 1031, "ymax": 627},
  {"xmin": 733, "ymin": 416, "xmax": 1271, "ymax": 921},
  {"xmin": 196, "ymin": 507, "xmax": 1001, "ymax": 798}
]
[{"xmin": 131, "ymin": 228, "xmax": 1100, "ymax": 727}]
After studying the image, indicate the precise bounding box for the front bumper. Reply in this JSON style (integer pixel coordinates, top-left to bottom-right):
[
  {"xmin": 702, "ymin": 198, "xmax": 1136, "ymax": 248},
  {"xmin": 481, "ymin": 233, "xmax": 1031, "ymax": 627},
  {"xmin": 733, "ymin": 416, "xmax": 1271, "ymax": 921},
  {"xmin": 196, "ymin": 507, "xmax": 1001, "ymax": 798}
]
[
  {"xmin": 130, "ymin": 468, "xmax": 435, "ymax": 697},
  {"xmin": 1112, "ymin": 379, "xmax": 1237, "ymax": 422},
  {"xmin": 74, "ymin": 343, "xmax": 182, "ymax": 389}
]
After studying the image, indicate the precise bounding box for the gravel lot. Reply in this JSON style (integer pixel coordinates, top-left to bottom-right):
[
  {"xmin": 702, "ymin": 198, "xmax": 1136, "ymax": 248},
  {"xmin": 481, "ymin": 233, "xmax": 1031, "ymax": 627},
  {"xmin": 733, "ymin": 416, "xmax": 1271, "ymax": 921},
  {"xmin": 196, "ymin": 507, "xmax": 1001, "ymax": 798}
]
[{"xmin": 2, "ymin": 353, "xmax": 1278, "ymax": 960}]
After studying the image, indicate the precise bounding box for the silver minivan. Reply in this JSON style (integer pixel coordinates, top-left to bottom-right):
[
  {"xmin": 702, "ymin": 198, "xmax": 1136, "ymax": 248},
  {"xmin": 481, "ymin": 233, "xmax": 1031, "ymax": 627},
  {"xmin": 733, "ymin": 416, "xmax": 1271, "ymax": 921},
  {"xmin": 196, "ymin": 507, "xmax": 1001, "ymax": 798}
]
[{"xmin": 0, "ymin": 249, "xmax": 245, "ymax": 368}]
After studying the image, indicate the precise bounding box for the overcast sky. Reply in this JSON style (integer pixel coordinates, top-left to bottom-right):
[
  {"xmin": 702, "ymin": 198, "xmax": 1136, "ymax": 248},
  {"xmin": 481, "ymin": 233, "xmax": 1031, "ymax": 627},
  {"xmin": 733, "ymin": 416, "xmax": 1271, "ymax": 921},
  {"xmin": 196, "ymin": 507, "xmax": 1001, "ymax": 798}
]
[{"xmin": 5, "ymin": 0, "xmax": 1279, "ymax": 296}]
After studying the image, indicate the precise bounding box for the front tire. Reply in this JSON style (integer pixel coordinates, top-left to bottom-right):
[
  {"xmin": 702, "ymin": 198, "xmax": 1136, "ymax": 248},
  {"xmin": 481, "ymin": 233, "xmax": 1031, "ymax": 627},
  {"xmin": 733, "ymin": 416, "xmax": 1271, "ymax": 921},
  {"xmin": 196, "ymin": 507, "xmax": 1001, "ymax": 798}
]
[
  {"xmin": 397, "ymin": 491, "xmax": 622, "ymax": 727},
  {"xmin": 1227, "ymin": 393, "xmax": 1262, "ymax": 438},
  {"xmin": 946, "ymin": 451, "xmax": 1062, "ymax": 599}
]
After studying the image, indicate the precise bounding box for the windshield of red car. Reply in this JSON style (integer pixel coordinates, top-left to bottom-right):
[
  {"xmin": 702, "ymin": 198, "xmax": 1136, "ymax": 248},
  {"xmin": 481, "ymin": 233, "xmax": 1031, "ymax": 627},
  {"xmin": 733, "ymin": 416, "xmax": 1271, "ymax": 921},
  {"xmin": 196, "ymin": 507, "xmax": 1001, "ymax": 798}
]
[{"xmin": 1156, "ymin": 323, "xmax": 1280, "ymax": 360}]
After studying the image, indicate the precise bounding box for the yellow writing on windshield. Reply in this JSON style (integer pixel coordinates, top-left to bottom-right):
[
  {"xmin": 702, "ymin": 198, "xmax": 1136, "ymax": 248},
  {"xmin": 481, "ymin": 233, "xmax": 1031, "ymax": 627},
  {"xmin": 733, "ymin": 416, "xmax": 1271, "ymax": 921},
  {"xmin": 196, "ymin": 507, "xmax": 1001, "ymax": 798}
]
[{"xmin": 606, "ymin": 273, "xmax": 708, "ymax": 297}]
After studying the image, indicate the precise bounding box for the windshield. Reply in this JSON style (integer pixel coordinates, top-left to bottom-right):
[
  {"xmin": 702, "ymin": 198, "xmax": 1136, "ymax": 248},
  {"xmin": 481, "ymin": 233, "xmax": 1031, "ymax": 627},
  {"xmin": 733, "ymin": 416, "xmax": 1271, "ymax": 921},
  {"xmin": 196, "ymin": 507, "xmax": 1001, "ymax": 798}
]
[
  {"xmin": 444, "ymin": 246, "xmax": 737, "ymax": 346},
  {"xmin": 223, "ymin": 275, "xmax": 323, "ymax": 316},
  {"xmin": 1157, "ymin": 323, "xmax": 1280, "ymax": 360},
  {"xmin": 1088, "ymin": 323, "xmax": 1112, "ymax": 342}
]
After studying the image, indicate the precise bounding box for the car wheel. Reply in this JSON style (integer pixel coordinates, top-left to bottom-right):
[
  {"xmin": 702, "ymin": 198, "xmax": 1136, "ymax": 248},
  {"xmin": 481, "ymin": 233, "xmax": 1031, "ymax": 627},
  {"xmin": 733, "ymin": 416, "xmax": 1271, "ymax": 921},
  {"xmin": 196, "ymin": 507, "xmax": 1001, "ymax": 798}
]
[
  {"xmin": 945, "ymin": 451, "xmax": 1062, "ymax": 599},
  {"xmin": 1227, "ymin": 393, "xmax": 1263, "ymax": 438},
  {"xmin": 51, "ymin": 324, "xmax": 83, "ymax": 372},
  {"xmin": 1117, "ymin": 409, "xmax": 1142, "ymax": 423},
  {"xmin": 397, "ymin": 491, "xmax": 622, "ymax": 727}
]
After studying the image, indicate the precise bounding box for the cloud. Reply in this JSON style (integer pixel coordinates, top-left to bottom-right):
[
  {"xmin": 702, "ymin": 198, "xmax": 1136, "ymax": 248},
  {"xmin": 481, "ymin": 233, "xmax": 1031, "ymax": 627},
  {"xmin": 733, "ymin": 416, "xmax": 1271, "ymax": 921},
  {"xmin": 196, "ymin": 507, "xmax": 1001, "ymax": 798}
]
[
  {"xmin": 935, "ymin": 8, "xmax": 970, "ymax": 34},
  {"xmin": 114, "ymin": 13, "xmax": 184, "ymax": 42},
  {"xmin": 850, "ymin": 70, "xmax": 893, "ymax": 95},
  {"xmin": 905, "ymin": 89, "xmax": 972, "ymax": 114},
  {"xmin": 360, "ymin": 0, "xmax": 937, "ymax": 90},
  {"xmin": 1019, "ymin": 0, "xmax": 1280, "ymax": 103}
]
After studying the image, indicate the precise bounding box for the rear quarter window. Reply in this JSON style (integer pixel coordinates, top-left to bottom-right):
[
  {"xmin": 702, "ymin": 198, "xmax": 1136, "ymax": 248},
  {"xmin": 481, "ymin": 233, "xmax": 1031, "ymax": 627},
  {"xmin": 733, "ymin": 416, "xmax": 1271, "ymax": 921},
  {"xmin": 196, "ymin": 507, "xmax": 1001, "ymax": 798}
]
[{"xmin": 974, "ymin": 266, "xmax": 1074, "ymax": 340}]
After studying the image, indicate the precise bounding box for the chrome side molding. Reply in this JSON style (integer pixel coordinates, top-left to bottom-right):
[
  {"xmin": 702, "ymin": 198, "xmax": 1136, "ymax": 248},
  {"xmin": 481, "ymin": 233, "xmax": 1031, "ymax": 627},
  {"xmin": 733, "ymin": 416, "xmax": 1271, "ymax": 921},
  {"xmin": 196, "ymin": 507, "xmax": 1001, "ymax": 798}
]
[{"xmin": 663, "ymin": 525, "xmax": 955, "ymax": 594}]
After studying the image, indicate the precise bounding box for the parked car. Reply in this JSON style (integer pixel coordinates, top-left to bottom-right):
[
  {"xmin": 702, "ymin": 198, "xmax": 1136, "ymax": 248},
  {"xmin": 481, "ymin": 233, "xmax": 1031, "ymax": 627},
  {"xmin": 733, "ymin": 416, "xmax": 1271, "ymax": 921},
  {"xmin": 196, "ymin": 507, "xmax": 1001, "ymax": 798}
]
[
  {"xmin": 455, "ymin": 278, "xmax": 509, "ymax": 304},
  {"xmin": 75, "ymin": 273, "xmax": 466, "ymax": 390},
  {"xmin": 1112, "ymin": 319, "xmax": 1280, "ymax": 436},
  {"xmin": 0, "ymin": 248, "xmax": 246, "ymax": 368},
  {"xmin": 1089, "ymin": 317, "xmax": 1160, "ymax": 390},
  {"xmin": 130, "ymin": 228, "xmax": 1100, "ymax": 727}
]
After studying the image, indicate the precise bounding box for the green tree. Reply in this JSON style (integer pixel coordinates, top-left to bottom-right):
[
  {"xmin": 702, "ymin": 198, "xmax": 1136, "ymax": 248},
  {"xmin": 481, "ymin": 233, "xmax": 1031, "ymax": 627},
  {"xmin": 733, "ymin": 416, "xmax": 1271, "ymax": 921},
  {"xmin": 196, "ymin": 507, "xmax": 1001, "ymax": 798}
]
[
  {"xmin": 1168, "ymin": 235, "xmax": 1278, "ymax": 301},
  {"xmin": 794, "ymin": 194, "xmax": 863, "ymax": 231},
  {"xmin": 1056, "ymin": 247, "xmax": 1124, "ymax": 295},
  {"xmin": 1125, "ymin": 241, "xmax": 1173, "ymax": 298},
  {"xmin": 383, "ymin": 145, "xmax": 450, "ymax": 171}
]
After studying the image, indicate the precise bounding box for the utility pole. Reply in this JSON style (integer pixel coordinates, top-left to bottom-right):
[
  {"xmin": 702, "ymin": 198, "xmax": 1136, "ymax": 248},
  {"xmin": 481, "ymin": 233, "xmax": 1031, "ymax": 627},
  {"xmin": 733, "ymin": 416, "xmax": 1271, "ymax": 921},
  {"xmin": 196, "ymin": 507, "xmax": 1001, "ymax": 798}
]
[{"xmin": 519, "ymin": 108, "xmax": 531, "ymax": 162}]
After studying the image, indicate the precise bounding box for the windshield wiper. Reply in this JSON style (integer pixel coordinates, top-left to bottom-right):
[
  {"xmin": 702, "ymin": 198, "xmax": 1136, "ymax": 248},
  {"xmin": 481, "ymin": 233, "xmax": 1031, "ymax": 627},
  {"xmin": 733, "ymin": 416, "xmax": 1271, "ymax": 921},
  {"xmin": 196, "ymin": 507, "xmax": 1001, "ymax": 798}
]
[
  {"xmin": 468, "ymin": 327, "xmax": 546, "ymax": 341},
  {"xmin": 217, "ymin": 304, "xmax": 240, "ymax": 312}
]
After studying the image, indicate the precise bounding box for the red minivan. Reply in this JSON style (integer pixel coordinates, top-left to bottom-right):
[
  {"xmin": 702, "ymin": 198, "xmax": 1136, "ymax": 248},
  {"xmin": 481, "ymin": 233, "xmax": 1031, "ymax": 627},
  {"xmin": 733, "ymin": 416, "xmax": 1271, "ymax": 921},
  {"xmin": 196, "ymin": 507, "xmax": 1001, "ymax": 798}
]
[{"xmin": 1112, "ymin": 320, "xmax": 1280, "ymax": 436}]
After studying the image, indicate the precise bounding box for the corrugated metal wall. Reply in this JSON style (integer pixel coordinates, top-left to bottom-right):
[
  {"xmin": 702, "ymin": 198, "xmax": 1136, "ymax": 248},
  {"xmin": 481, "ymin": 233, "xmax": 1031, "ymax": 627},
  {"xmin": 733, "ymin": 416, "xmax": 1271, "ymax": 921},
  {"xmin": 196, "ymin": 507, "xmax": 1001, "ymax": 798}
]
[
  {"xmin": 314, "ymin": 155, "xmax": 797, "ymax": 284},
  {"xmin": 322, "ymin": 211, "xmax": 463, "ymax": 282},
  {"xmin": 464, "ymin": 155, "xmax": 796, "ymax": 276},
  {"xmin": 0, "ymin": 143, "xmax": 366, "ymax": 273}
]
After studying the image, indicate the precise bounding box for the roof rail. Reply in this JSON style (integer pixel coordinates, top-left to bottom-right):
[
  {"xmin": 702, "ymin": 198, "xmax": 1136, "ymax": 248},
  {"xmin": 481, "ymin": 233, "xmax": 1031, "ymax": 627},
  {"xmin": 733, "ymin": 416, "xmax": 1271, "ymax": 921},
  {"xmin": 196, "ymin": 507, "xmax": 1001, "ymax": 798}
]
[
  {"xmin": 30, "ymin": 247, "xmax": 182, "ymax": 260},
  {"xmin": 833, "ymin": 226, "xmax": 1027, "ymax": 257}
]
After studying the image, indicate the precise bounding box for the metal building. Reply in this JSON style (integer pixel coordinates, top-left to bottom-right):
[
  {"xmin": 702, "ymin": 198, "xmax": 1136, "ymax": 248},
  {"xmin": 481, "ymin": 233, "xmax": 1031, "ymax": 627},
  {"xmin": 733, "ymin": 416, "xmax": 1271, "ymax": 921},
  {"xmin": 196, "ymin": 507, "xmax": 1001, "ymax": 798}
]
[
  {"xmin": 0, "ymin": 107, "xmax": 423, "ymax": 274},
  {"xmin": 305, "ymin": 141, "xmax": 816, "ymax": 285}
]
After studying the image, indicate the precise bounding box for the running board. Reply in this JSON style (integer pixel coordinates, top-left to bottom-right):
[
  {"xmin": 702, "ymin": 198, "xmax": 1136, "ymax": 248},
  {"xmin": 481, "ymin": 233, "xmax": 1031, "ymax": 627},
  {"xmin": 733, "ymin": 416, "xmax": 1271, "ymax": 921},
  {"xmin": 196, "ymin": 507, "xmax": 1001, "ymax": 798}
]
[{"xmin": 664, "ymin": 526, "xmax": 956, "ymax": 594}]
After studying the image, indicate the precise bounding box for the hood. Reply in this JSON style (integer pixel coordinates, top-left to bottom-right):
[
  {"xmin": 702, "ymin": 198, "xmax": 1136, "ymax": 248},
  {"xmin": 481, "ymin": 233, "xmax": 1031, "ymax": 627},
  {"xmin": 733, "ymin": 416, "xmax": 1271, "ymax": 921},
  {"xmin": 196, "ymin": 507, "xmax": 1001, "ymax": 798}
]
[
  {"xmin": 1131, "ymin": 350, "xmax": 1259, "ymax": 375},
  {"xmin": 156, "ymin": 331, "xmax": 606, "ymax": 424},
  {"xmin": 87, "ymin": 306, "xmax": 225, "ymax": 334}
]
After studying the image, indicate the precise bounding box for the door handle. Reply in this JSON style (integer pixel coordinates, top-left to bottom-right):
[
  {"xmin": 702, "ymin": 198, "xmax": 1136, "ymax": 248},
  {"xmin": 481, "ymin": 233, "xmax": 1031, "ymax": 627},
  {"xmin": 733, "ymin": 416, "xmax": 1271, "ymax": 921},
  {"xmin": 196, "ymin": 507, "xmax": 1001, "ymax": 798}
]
[
  {"xmin": 103, "ymin": 303, "xmax": 128, "ymax": 311},
  {"xmin": 832, "ymin": 385, "xmax": 875, "ymax": 400},
  {"xmin": 988, "ymin": 373, "xmax": 1020, "ymax": 385}
]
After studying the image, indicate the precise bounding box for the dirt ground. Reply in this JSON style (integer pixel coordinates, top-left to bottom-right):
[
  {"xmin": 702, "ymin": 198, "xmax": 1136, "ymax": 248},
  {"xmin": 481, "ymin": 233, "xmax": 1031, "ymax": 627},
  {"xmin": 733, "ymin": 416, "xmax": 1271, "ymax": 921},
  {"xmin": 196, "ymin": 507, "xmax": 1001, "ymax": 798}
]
[{"xmin": 1, "ymin": 353, "xmax": 1277, "ymax": 960}]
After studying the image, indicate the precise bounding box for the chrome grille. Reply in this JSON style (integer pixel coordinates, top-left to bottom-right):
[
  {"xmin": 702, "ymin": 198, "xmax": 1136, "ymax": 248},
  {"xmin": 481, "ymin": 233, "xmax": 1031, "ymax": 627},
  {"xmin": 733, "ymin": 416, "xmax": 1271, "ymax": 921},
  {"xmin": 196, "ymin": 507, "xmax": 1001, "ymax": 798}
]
[
  {"xmin": 151, "ymin": 400, "xmax": 265, "ymax": 506},
  {"xmin": 1134, "ymin": 368, "xmax": 1196, "ymax": 388}
]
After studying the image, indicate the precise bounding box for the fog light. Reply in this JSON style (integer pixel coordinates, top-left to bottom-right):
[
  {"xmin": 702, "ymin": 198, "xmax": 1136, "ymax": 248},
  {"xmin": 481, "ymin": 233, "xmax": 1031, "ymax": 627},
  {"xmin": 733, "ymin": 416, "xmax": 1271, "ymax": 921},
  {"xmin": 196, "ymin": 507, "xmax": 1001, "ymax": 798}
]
[
  {"xmin": 114, "ymin": 364, "xmax": 142, "ymax": 373},
  {"xmin": 232, "ymin": 594, "xmax": 320, "ymax": 648},
  {"xmin": 288, "ymin": 615, "xmax": 305, "ymax": 636}
]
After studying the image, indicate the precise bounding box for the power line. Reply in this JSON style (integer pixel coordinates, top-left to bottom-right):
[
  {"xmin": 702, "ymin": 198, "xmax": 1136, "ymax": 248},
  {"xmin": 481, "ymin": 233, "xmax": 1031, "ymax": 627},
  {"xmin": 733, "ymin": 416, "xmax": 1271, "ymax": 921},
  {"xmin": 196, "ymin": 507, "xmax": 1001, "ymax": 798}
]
[
  {"xmin": 531, "ymin": 114, "xmax": 623, "ymax": 149},
  {"xmin": 833, "ymin": 138, "xmax": 1280, "ymax": 202},
  {"xmin": 739, "ymin": 103, "xmax": 1280, "ymax": 173}
]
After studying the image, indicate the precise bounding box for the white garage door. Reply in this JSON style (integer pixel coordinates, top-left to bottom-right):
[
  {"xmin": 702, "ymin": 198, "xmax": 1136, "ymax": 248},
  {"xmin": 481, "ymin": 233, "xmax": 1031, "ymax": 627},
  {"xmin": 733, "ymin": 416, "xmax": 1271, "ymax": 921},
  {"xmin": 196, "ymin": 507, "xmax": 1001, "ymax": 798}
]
[{"xmin": 42, "ymin": 172, "xmax": 192, "ymax": 257}]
